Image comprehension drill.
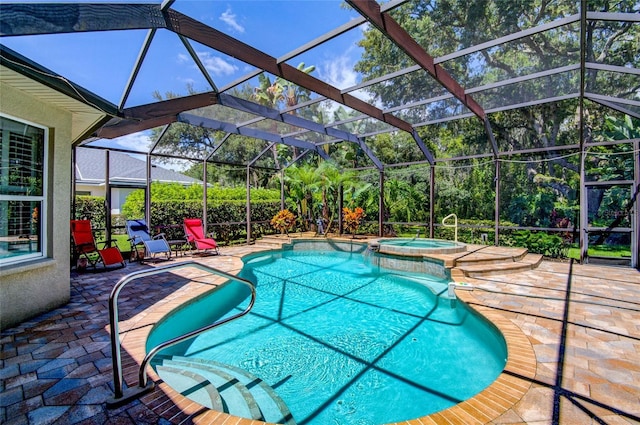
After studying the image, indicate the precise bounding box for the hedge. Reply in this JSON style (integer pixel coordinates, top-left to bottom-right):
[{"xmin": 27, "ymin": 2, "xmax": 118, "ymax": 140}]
[
  {"xmin": 119, "ymin": 199, "xmax": 281, "ymax": 244},
  {"xmin": 74, "ymin": 196, "xmax": 283, "ymax": 245},
  {"xmin": 73, "ymin": 196, "xmax": 107, "ymax": 229}
]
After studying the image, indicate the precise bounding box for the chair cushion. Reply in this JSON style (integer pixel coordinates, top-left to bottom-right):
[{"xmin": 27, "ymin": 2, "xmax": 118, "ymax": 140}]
[
  {"xmin": 100, "ymin": 247, "xmax": 124, "ymax": 265},
  {"xmin": 194, "ymin": 238, "xmax": 217, "ymax": 250},
  {"xmin": 145, "ymin": 239, "xmax": 170, "ymax": 253}
]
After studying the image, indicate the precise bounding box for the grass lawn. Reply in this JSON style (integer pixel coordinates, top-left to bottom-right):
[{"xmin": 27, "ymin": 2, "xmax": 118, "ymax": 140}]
[
  {"xmin": 112, "ymin": 234, "xmax": 131, "ymax": 252},
  {"xmin": 91, "ymin": 233, "xmax": 131, "ymax": 253},
  {"xmin": 566, "ymin": 245, "xmax": 631, "ymax": 260}
]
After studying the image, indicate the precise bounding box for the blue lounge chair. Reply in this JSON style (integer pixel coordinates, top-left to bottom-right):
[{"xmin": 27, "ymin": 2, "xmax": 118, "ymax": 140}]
[{"xmin": 126, "ymin": 219, "xmax": 171, "ymax": 262}]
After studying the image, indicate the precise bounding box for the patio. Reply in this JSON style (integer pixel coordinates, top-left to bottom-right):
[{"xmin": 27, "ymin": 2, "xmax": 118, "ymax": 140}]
[{"xmin": 1, "ymin": 242, "xmax": 639, "ymax": 425}]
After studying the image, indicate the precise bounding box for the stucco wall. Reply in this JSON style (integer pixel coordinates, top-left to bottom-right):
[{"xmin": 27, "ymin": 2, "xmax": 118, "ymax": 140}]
[{"xmin": 0, "ymin": 83, "xmax": 72, "ymax": 330}]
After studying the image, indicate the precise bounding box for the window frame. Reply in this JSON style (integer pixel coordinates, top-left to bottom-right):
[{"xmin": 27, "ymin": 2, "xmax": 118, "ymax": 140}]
[{"xmin": 0, "ymin": 113, "xmax": 48, "ymax": 266}]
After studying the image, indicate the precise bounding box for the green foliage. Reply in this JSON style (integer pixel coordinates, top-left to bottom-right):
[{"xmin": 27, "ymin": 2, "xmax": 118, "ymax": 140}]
[
  {"xmin": 254, "ymin": 63, "xmax": 315, "ymax": 110},
  {"xmin": 75, "ymin": 182, "xmax": 283, "ymax": 245},
  {"xmin": 350, "ymin": 0, "xmax": 636, "ymax": 238},
  {"xmin": 124, "ymin": 198, "xmax": 281, "ymax": 244},
  {"xmin": 283, "ymin": 163, "xmax": 320, "ymax": 228},
  {"xmin": 73, "ymin": 196, "xmax": 106, "ymax": 229},
  {"xmin": 506, "ymin": 231, "xmax": 569, "ymax": 258},
  {"xmin": 121, "ymin": 183, "xmax": 279, "ymax": 219},
  {"xmin": 434, "ymin": 219, "xmax": 506, "ymax": 244}
]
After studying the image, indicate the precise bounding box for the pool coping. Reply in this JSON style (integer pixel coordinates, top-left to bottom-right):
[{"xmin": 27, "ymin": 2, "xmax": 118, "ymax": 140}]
[{"xmin": 115, "ymin": 248, "xmax": 537, "ymax": 425}]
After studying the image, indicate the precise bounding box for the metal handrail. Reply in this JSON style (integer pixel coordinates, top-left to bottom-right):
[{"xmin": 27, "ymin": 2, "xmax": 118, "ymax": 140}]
[
  {"xmin": 442, "ymin": 213, "xmax": 458, "ymax": 242},
  {"xmin": 107, "ymin": 261, "xmax": 256, "ymax": 407}
]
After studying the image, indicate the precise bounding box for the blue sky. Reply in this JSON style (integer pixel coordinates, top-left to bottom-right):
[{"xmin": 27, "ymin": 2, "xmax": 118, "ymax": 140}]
[
  {"xmin": 3, "ymin": 1, "xmax": 366, "ymax": 104},
  {"xmin": 2, "ymin": 1, "xmax": 369, "ymax": 155}
]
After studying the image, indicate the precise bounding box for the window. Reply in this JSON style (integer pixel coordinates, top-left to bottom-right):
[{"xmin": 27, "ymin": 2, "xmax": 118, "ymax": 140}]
[{"xmin": 0, "ymin": 115, "xmax": 47, "ymax": 264}]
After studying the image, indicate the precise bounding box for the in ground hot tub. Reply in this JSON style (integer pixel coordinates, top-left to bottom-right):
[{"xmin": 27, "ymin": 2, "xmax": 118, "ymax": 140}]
[{"xmin": 370, "ymin": 237, "xmax": 466, "ymax": 256}]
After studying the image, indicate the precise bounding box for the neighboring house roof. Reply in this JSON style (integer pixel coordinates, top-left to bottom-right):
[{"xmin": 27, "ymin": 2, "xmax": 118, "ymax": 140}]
[{"xmin": 75, "ymin": 147, "xmax": 200, "ymax": 187}]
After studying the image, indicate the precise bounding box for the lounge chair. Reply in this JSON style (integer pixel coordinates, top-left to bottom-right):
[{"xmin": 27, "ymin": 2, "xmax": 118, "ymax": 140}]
[
  {"xmin": 126, "ymin": 219, "xmax": 171, "ymax": 262},
  {"xmin": 183, "ymin": 218, "xmax": 219, "ymax": 255},
  {"xmin": 70, "ymin": 219, "xmax": 125, "ymax": 269}
]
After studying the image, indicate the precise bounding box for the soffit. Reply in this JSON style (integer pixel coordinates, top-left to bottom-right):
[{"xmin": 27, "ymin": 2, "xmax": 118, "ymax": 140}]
[{"xmin": 1, "ymin": 65, "xmax": 108, "ymax": 142}]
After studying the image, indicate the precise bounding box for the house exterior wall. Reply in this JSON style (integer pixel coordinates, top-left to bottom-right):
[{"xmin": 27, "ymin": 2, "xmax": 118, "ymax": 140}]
[
  {"xmin": 75, "ymin": 185, "xmax": 136, "ymax": 215},
  {"xmin": 0, "ymin": 83, "xmax": 72, "ymax": 330},
  {"xmin": 113, "ymin": 187, "xmax": 133, "ymax": 215},
  {"xmin": 75, "ymin": 183, "xmax": 104, "ymax": 197}
]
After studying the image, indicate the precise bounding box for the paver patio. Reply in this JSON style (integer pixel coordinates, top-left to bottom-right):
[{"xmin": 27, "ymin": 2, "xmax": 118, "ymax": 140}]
[{"xmin": 1, "ymin": 243, "xmax": 639, "ymax": 424}]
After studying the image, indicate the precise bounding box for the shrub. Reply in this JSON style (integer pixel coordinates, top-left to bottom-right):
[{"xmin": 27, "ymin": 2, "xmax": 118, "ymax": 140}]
[
  {"xmin": 270, "ymin": 209, "xmax": 296, "ymax": 235},
  {"xmin": 507, "ymin": 231, "xmax": 568, "ymax": 258},
  {"xmin": 73, "ymin": 196, "xmax": 106, "ymax": 229},
  {"xmin": 80, "ymin": 194, "xmax": 281, "ymax": 245},
  {"xmin": 343, "ymin": 207, "xmax": 366, "ymax": 235},
  {"xmin": 145, "ymin": 199, "xmax": 281, "ymax": 244}
]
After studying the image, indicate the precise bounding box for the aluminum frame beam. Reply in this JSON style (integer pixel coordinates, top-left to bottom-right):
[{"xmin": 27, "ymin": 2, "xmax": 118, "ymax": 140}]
[
  {"xmin": 119, "ymin": 28, "xmax": 156, "ymax": 111},
  {"xmin": 0, "ymin": 3, "xmax": 167, "ymax": 35},
  {"xmin": 346, "ymin": 0, "xmax": 486, "ymax": 121},
  {"xmin": 178, "ymin": 35, "xmax": 218, "ymax": 94},
  {"xmin": 346, "ymin": 0, "xmax": 495, "ymax": 160},
  {"xmin": 178, "ymin": 112, "xmax": 331, "ymax": 161}
]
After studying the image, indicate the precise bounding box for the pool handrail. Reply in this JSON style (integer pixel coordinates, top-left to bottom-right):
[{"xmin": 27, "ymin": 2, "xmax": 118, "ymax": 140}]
[
  {"xmin": 442, "ymin": 213, "xmax": 458, "ymax": 242},
  {"xmin": 106, "ymin": 261, "xmax": 256, "ymax": 408}
]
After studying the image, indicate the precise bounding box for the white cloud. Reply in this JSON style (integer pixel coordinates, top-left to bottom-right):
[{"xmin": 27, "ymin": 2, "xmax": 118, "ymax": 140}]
[
  {"xmin": 319, "ymin": 52, "xmax": 359, "ymax": 90},
  {"xmin": 178, "ymin": 77, "xmax": 197, "ymax": 86},
  {"xmin": 112, "ymin": 132, "xmax": 152, "ymax": 152},
  {"xmin": 177, "ymin": 53, "xmax": 190, "ymax": 64},
  {"xmin": 197, "ymin": 51, "xmax": 238, "ymax": 76},
  {"xmin": 350, "ymin": 87, "xmax": 381, "ymax": 108},
  {"xmin": 95, "ymin": 133, "xmax": 189, "ymax": 172},
  {"xmin": 220, "ymin": 7, "xmax": 244, "ymax": 33}
]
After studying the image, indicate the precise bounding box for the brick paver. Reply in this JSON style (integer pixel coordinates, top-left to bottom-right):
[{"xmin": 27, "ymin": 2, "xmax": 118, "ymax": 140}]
[{"xmin": 1, "ymin": 244, "xmax": 639, "ymax": 424}]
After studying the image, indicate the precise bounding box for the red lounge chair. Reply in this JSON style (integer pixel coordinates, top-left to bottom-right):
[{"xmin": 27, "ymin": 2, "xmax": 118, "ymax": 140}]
[
  {"xmin": 70, "ymin": 220, "xmax": 125, "ymax": 269},
  {"xmin": 183, "ymin": 218, "xmax": 219, "ymax": 255}
]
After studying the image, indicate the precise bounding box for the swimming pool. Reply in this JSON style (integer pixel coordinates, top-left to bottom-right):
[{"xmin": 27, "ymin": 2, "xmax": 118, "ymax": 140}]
[{"xmin": 148, "ymin": 242, "xmax": 506, "ymax": 424}]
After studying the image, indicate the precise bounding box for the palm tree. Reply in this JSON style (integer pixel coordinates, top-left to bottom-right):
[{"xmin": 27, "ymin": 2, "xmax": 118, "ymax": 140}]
[
  {"xmin": 316, "ymin": 162, "xmax": 358, "ymax": 234},
  {"xmin": 253, "ymin": 63, "xmax": 316, "ymax": 167},
  {"xmin": 284, "ymin": 163, "xmax": 321, "ymax": 230}
]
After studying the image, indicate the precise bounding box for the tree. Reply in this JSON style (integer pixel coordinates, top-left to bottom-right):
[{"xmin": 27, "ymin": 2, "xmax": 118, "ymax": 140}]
[
  {"xmin": 316, "ymin": 161, "xmax": 357, "ymax": 233},
  {"xmin": 589, "ymin": 113, "xmax": 640, "ymax": 243},
  {"xmin": 352, "ymin": 0, "xmax": 638, "ymax": 228},
  {"xmin": 252, "ymin": 63, "xmax": 316, "ymax": 168},
  {"xmin": 283, "ymin": 163, "xmax": 321, "ymax": 229},
  {"xmin": 147, "ymin": 83, "xmax": 280, "ymax": 187}
]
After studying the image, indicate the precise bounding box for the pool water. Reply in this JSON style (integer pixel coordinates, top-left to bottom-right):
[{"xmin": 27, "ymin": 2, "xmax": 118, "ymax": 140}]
[
  {"xmin": 152, "ymin": 248, "xmax": 506, "ymax": 424},
  {"xmin": 373, "ymin": 238, "xmax": 467, "ymax": 256}
]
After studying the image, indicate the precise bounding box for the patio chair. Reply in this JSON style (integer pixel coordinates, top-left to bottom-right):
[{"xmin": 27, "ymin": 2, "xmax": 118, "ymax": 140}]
[
  {"xmin": 70, "ymin": 219, "xmax": 125, "ymax": 269},
  {"xmin": 126, "ymin": 219, "xmax": 171, "ymax": 262},
  {"xmin": 183, "ymin": 218, "xmax": 219, "ymax": 255}
]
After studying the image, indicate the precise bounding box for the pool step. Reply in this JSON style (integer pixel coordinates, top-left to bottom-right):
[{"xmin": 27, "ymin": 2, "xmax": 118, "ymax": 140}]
[
  {"xmin": 258, "ymin": 233, "xmax": 317, "ymax": 247},
  {"xmin": 255, "ymin": 235, "xmax": 293, "ymax": 249},
  {"xmin": 153, "ymin": 355, "xmax": 295, "ymax": 424},
  {"xmin": 453, "ymin": 246, "xmax": 529, "ymax": 266},
  {"xmin": 453, "ymin": 252, "xmax": 543, "ymax": 278}
]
